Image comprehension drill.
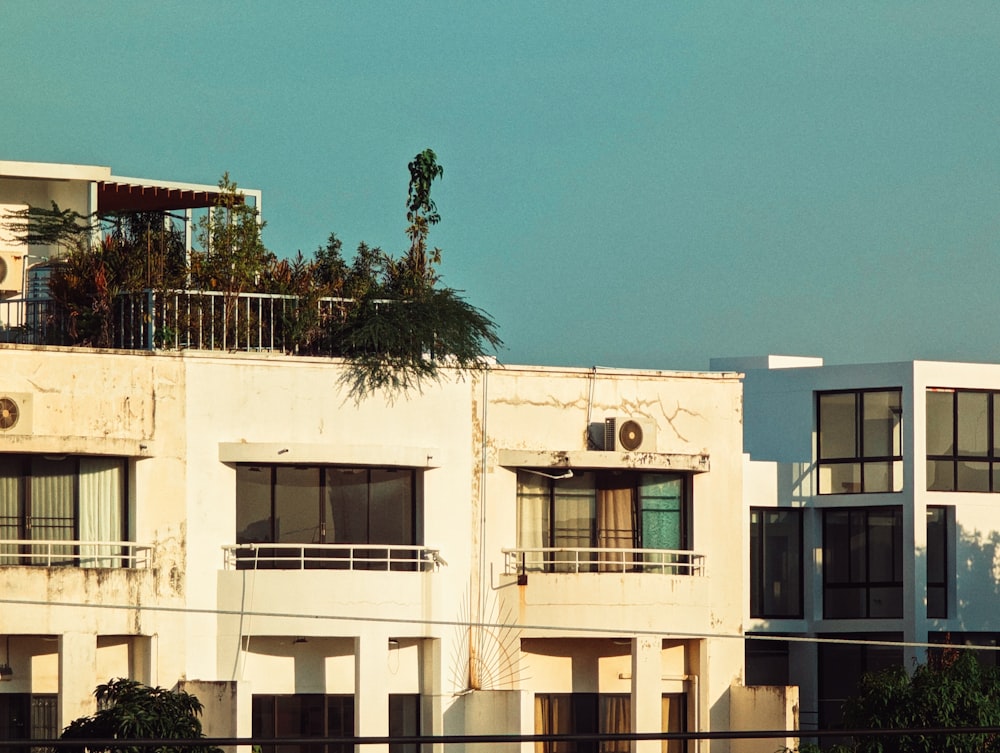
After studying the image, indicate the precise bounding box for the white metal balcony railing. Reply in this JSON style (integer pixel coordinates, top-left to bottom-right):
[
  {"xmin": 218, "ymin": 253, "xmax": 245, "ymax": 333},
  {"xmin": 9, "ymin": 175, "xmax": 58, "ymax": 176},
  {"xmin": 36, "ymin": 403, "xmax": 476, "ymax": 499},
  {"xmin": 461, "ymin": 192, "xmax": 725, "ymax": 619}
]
[
  {"xmin": 0, "ymin": 540, "xmax": 151, "ymax": 568},
  {"xmin": 502, "ymin": 547, "xmax": 705, "ymax": 576},
  {"xmin": 222, "ymin": 543, "xmax": 445, "ymax": 572}
]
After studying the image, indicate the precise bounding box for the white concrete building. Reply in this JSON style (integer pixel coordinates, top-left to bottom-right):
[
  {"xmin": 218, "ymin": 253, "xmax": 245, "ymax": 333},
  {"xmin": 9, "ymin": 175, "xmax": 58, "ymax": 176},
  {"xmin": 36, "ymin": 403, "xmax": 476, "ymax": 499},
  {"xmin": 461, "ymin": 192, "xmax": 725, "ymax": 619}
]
[
  {"xmin": 715, "ymin": 355, "xmax": 1000, "ymax": 732},
  {"xmin": 0, "ymin": 344, "xmax": 796, "ymax": 752}
]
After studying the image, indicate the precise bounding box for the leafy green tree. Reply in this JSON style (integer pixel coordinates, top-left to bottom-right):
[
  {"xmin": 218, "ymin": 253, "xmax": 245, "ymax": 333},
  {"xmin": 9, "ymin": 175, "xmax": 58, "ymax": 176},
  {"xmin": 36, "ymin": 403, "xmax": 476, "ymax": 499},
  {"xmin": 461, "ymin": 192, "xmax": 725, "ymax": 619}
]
[
  {"xmin": 191, "ymin": 173, "xmax": 273, "ymax": 348},
  {"xmin": 2, "ymin": 201, "xmax": 96, "ymax": 250},
  {"xmin": 834, "ymin": 649, "xmax": 1000, "ymax": 753},
  {"xmin": 61, "ymin": 678, "xmax": 221, "ymax": 753}
]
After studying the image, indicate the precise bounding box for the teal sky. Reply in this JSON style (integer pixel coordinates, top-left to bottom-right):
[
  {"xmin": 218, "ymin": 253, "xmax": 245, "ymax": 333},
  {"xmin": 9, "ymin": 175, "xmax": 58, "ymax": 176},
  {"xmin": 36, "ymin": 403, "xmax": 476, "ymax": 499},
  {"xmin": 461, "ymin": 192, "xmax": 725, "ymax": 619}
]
[{"xmin": 5, "ymin": 2, "xmax": 1000, "ymax": 370}]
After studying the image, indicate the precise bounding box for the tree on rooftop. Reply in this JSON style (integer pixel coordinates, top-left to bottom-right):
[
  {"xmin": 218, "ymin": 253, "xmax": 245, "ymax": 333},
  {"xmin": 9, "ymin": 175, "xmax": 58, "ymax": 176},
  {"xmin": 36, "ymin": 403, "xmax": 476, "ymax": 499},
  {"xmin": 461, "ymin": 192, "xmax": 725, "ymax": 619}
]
[
  {"xmin": 333, "ymin": 148, "xmax": 502, "ymax": 398},
  {"xmin": 60, "ymin": 678, "xmax": 221, "ymax": 753}
]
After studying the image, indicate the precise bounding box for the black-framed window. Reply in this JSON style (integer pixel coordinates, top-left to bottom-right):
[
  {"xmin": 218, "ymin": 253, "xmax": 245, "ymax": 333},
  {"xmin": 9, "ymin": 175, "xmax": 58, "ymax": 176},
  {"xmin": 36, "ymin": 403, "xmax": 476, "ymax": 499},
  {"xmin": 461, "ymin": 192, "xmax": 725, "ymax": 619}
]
[
  {"xmin": 926, "ymin": 388, "xmax": 1000, "ymax": 492},
  {"xmin": 0, "ymin": 454, "xmax": 128, "ymax": 567},
  {"xmin": 388, "ymin": 694, "xmax": 420, "ymax": 753},
  {"xmin": 252, "ymin": 694, "xmax": 354, "ymax": 753},
  {"xmin": 817, "ymin": 389, "xmax": 903, "ymax": 494},
  {"xmin": 823, "ymin": 507, "xmax": 902, "ymax": 619},
  {"xmin": 236, "ymin": 465, "xmax": 420, "ymax": 569},
  {"xmin": 0, "ymin": 694, "xmax": 57, "ymax": 753},
  {"xmin": 516, "ymin": 471, "xmax": 690, "ymax": 572},
  {"xmin": 533, "ymin": 693, "xmax": 686, "ymax": 753},
  {"xmin": 817, "ymin": 634, "xmax": 902, "ymax": 729},
  {"xmin": 749, "ymin": 508, "xmax": 802, "ymax": 618},
  {"xmin": 745, "ymin": 636, "xmax": 790, "ymax": 686},
  {"xmin": 927, "ymin": 506, "xmax": 947, "ymax": 618}
]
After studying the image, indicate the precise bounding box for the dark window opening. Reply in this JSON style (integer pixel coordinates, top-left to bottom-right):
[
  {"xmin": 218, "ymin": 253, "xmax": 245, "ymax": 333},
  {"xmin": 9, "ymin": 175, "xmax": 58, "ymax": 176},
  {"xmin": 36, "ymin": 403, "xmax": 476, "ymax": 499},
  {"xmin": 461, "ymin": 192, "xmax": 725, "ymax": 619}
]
[
  {"xmin": 823, "ymin": 507, "xmax": 903, "ymax": 619},
  {"xmin": 236, "ymin": 465, "xmax": 420, "ymax": 570},
  {"xmin": 749, "ymin": 508, "xmax": 802, "ymax": 618}
]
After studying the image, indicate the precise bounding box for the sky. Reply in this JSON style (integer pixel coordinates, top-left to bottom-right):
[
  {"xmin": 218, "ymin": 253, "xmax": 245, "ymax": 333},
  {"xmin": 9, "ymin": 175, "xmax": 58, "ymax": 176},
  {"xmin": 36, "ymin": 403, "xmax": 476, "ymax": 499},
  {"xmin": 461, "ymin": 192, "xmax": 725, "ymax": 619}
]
[{"xmin": 4, "ymin": 2, "xmax": 1000, "ymax": 371}]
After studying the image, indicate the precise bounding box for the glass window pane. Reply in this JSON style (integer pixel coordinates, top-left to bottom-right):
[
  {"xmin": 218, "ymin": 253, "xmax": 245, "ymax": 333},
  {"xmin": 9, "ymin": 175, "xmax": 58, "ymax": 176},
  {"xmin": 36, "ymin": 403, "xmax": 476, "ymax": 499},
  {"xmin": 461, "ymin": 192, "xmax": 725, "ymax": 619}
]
[
  {"xmin": 957, "ymin": 461, "xmax": 990, "ymax": 492},
  {"xmin": 926, "ymin": 391, "xmax": 954, "ymax": 456},
  {"xmin": 868, "ymin": 510, "xmax": 900, "ymax": 582},
  {"xmin": 389, "ymin": 695, "xmax": 419, "ymax": 753},
  {"xmin": 368, "ymin": 470, "xmax": 414, "ymax": 545},
  {"xmin": 552, "ymin": 473, "xmax": 596, "ymax": 556},
  {"xmin": 819, "ymin": 462, "xmax": 861, "ymax": 494},
  {"xmin": 928, "ymin": 460, "xmax": 954, "ymax": 491},
  {"xmin": 639, "ymin": 474, "xmax": 683, "ymax": 550},
  {"xmin": 0, "ymin": 456, "xmax": 23, "ymax": 563},
  {"xmin": 30, "ymin": 456, "xmax": 75, "ymax": 543},
  {"xmin": 869, "ymin": 586, "xmax": 903, "ymax": 618},
  {"xmin": 824, "ymin": 511, "xmax": 851, "ymax": 583},
  {"xmin": 274, "ymin": 467, "xmax": 320, "ymax": 544},
  {"xmin": 762, "ymin": 510, "xmax": 801, "ymax": 617},
  {"xmin": 78, "ymin": 457, "xmax": 125, "ymax": 567},
  {"xmin": 661, "ymin": 693, "xmax": 687, "ymax": 753},
  {"xmin": 957, "ymin": 392, "xmax": 989, "ymax": 456},
  {"xmin": 326, "ymin": 469, "xmax": 370, "ymax": 544},
  {"xmin": 825, "ymin": 586, "xmax": 866, "ymax": 618},
  {"xmin": 862, "ymin": 391, "xmax": 898, "ymax": 457},
  {"xmin": 237, "ymin": 466, "xmax": 272, "ymax": 543},
  {"xmin": 819, "ymin": 393, "xmax": 857, "ymax": 459},
  {"xmin": 862, "ymin": 461, "xmax": 891, "ymax": 493}
]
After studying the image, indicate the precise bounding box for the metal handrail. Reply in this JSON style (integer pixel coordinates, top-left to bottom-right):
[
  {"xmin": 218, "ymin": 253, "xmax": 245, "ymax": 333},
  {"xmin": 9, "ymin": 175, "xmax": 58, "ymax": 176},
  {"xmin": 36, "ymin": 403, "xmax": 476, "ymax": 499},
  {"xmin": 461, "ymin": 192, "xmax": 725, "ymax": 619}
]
[
  {"xmin": 222, "ymin": 543, "xmax": 445, "ymax": 571},
  {"xmin": 501, "ymin": 546, "xmax": 705, "ymax": 576},
  {"xmin": 0, "ymin": 540, "xmax": 151, "ymax": 568}
]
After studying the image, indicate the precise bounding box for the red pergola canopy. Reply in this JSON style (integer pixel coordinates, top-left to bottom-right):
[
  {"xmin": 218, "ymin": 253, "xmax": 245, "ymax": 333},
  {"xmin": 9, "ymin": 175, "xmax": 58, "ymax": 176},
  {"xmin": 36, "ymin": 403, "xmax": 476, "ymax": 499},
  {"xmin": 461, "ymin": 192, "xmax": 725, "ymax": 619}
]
[{"xmin": 97, "ymin": 181, "xmax": 244, "ymax": 213}]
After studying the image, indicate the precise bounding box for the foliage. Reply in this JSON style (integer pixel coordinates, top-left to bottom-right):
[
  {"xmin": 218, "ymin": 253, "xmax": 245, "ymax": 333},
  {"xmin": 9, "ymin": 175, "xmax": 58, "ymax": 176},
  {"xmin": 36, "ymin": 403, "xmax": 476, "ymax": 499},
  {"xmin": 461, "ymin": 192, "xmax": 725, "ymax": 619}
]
[
  {"xmin": 21, "ymin": 150, "xmax": 502, "ymax": 398},
  {"xmin": 801, "ymin": 649, "xmax": 1000, "ymax": 753},
  {"xmin": 60, "ymin": 678, "xmax": 221, "ymax": 753},
  {"xmin": 2, "ymin": 201, "xmax": 96, "ymax": 249}
]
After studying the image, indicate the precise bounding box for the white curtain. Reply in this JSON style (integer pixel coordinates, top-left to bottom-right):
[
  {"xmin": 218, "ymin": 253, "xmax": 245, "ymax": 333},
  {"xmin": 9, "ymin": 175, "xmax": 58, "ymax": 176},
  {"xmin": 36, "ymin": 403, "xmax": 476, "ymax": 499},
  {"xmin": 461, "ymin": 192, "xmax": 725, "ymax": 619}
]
[
  {"xmin": 517, "ymin": 474, "xmax": 548, "ymax": 572},
  {"xmin": 0, "ymin": 457, "xmax": 21, "ymax": 565},
  {"xmin": 79, "ymin": 458, "xmax": 124, "ymax": 567}
]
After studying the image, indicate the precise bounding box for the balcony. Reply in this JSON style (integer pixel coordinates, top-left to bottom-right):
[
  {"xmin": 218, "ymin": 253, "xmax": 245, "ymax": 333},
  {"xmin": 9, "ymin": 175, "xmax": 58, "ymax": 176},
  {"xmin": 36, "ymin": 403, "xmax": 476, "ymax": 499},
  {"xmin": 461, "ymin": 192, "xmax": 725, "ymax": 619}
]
[
  {"xmin": 222, "ymin": 543, "xmax": 444, "ymax": 572},
  {"xmin": 0, "ymin": 540, "xmax": 150, "ymax": 568},
  {"xmin": 503, "ymin": 547, "xmax": 705, "ymax": 577}
]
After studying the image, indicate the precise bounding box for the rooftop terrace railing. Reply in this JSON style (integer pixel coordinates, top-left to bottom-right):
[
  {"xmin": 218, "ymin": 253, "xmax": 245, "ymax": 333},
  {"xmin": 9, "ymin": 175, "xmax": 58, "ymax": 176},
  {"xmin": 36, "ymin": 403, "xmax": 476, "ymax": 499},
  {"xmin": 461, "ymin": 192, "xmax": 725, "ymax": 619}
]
[{"xmin": 0, "ymin": 290, "xmax": 357, "ymax": 354}]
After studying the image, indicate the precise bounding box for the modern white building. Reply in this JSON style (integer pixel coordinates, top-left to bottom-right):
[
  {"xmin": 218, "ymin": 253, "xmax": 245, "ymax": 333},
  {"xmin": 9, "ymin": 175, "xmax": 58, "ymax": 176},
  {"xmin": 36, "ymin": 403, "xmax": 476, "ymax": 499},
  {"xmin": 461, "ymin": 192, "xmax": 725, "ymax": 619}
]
[{"xmin": 715, "ymin": 355, "xmax": 1000, "ymax": 732}]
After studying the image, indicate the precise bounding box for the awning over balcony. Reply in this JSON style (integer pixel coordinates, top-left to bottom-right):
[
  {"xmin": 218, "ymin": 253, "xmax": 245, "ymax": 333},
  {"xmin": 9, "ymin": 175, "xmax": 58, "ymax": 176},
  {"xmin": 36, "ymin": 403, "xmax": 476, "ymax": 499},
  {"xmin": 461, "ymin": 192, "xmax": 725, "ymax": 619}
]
[
  {"xmin": 497, "ymin": 449, "xmax": 710, "ymax": 473},
  {"xmin": 98, "ymin": 180, "xmax": 242, "ymax": 213}
]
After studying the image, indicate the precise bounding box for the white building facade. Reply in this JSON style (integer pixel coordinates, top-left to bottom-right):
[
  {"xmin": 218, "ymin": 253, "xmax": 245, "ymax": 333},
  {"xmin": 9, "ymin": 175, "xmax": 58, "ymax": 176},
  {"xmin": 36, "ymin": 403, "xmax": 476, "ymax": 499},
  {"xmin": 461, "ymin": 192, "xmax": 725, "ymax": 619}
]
[
  {"xmin": 0, "ymin": 344, "xmax": 793, "ymax": 753},
  {"xmin": 716, "ymin": 355, "xmax": 1000, "ymax": 732}
]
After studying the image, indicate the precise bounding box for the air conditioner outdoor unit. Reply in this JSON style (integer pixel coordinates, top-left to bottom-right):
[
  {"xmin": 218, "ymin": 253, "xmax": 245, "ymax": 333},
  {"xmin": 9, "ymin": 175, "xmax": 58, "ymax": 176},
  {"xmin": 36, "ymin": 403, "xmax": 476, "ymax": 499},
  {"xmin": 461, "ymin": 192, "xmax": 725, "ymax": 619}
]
[
  {"xmin": 0, "ymin": 393, "xmax": 32, "ymax": 436},
  {"xmin": 604, "ymin": 416, "xmax": 657, "ymax": 452},
  {"xmin": 0, "ymin": 251, "xmax": 26, "ymax": 295}
]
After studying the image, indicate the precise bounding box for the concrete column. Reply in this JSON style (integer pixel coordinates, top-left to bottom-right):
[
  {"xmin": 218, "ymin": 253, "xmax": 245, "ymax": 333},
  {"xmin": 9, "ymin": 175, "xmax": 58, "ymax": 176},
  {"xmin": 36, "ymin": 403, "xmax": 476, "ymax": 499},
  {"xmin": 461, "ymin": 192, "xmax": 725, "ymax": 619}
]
[
  {"xmin": 420, "ymin": 638, "xmax": 442, "ymax": 753},
  {"xmin": 631, "ymin": 636, "xmax": 660, "ymax": 753},
  {"xmin": 355, "ymin": 633, "xmax": 390, "ymax": 753},
  {"xmin": 59, "ymin": 632, "xmax": 97, "ymax": 731}
]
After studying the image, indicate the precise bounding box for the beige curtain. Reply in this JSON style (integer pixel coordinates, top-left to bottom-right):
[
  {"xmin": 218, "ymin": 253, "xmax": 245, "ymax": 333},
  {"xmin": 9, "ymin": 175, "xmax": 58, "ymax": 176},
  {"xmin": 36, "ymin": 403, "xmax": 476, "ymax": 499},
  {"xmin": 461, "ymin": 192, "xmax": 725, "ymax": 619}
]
[
  {"xmin": 534, "ymin": 695, "xmax": 571, "ymax": 753},
  {"xmin": 597, "ymin": 478, "xmax": 634, "ymax": 571},
  {"xmin": 600, "ymin": 695, "xmax": 631, "ymax": 753},
  {"xmin": 661, "ymin": 693, "xmax": 686, "ymax": 753}
]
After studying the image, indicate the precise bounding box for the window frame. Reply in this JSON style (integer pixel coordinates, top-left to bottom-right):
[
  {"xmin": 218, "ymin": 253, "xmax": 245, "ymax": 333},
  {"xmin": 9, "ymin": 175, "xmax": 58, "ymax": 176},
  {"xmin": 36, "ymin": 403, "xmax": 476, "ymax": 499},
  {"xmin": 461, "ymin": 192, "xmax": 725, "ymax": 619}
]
[
  {"xmin": 749, "ymin": 508, "xmax": 803, "ymax": 619},
  {"xmin": 516, "ymin": 470, "xmax": 691, "ymax": 573},
  {"xmin": 0, "ymin": 454, "xmax": 129, "ymax": 566},
  {"xmin": 235, "ymin": 464, "xmax": 422, "ymax": 550},
  {"xmin": 926, "ymin": 505, "xmax": 948, "ymax": 619},
  {"xmin": 926, "ymin": 388, "xmax": 1000, "ymax": 492},
  {"xmin": 252, "ymin": 694, "xmax": 355, "ymax": 753},
  {"xmin": 822, "ymin": 507, "xmax": 903, "ymax": 619},
  {"xmin": 816, "ymin": 388, "xmax": 903, "ymax": 495}
]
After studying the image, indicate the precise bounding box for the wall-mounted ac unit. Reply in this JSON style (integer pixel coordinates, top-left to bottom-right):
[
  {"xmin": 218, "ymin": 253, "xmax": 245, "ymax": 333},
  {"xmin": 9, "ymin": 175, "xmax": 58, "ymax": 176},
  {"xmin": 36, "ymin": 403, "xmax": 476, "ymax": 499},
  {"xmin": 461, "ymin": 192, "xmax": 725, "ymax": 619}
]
[
  {"xmin": 0, "ymin": 393, "xmax": 32, "ymax": 436},
  {"xmin": 0, "ymin": 251, "xmax": 26, "ymax": 295},
  {"xmin": 604, "ymin": 416, "xmax": 657, "ymax": 452}
]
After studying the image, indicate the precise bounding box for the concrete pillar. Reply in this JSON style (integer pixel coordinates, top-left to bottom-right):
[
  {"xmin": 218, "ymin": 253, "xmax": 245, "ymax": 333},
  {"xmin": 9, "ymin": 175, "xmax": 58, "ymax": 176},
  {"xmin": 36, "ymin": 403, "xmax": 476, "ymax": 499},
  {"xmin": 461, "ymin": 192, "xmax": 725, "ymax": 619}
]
[
  {"xmin": 420, "ymin": 638, "xmax": 442, "ymax": 753},
  {"xmin": 59, "ymin": 632, "xmax": 97, "ymax": 731},
  {"xmin": 631, "ymin": 636, "xmax": 660, "ymax": 753},
  {"xmin": 355, "ymin": 633, "xmax": 390, "ymax": 753}
]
